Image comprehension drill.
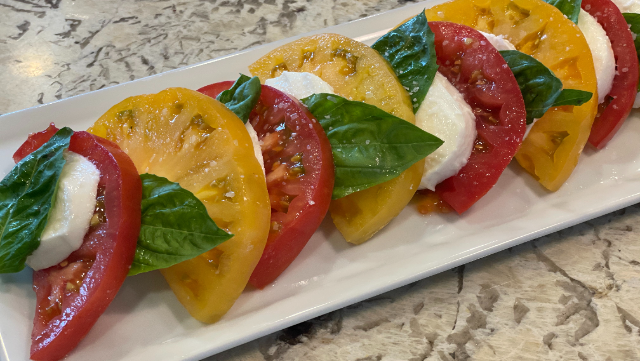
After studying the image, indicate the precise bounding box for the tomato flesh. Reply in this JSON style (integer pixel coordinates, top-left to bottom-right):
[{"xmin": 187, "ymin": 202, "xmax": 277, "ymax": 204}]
[
  {"xmin": 428, "ymin": 22, "xmax": 526, "ymax": 214},
  {"xmin": 583, "ymin": 0, "xmax": 639, "ymax": 148},
  {"xmin": 198, "ymin": 82, "xmax": 334, "ymax": 288},
  {"xmin": 14, "ymin": 126, "xmax": 142, "ymax": 361}
]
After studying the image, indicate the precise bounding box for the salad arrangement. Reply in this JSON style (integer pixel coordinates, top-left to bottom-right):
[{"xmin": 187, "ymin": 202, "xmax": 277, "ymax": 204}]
[{"xmin": 1, "ymin": 0, "xmax": 640, "ymax": 359}]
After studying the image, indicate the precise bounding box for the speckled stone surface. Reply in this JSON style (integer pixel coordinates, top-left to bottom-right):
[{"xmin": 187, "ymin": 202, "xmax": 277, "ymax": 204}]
[{"xmin": 1, "ymin": 0, "xmax": 640, "ymax": 360}]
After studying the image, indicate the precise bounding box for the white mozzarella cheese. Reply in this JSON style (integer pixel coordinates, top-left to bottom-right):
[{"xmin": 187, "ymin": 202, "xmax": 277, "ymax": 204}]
[
  {"xmin": 26, "ymin": 151, "xmax": 100, "ymax": 271},
  {"xmin": 416, "ymin": 72, "xmax": 477, "ymax": 191},
  {"xmin": 246, "ymin": 122, "xmax": 265, "ymax": 175},
  {"xmin": 578, "ymin": 10, "xmax": 616, "ymax": 104},
  {"xmin": 607, "ymin": 0, "xmax": 640, "ymax": 14},
  {"xmin": 478, "ymin": 31, "xmax": 516, "ymax": 51},
  {"xmin": 265, "ymin": 71, "xmax": 335, "ymax": 99}
]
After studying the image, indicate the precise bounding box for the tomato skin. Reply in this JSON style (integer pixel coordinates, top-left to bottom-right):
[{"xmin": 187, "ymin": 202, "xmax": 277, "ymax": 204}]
[
  {"xmin": 428, "ymin": 22, "xmax": 526, "ymax": 214},
  {"xmin": 13, "ymin": 123, "xmax": 59, "ymax": 163},
  {"xmin": 14, "ymin": 126, "xmax": 142, "ymax": 361},
  {"xmin": 583, "ymin": 0, "xmax": 639, "ymax": 148},
  {"xmin": 198, "ymin": 82, "xmax": 334, "ymax": 288}
]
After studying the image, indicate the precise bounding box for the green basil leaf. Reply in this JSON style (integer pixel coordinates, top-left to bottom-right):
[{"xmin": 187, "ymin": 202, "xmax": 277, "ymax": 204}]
[
  {"xmin": 552, "ymin": 89, "xmax": 593, "ymax": 106},
  {"xmin": 129, "ymin": 174, "xmax": 233, "ymax": 276},
  {"xmin": 301, "ymin": 93, "xmax": 443, "ymax": 199},
  {"xmin": 623, "ymin": 13, "xmax": 640, "ymax": 91},
  {"xmin": 0, "ymin": 128, "xmax": 73, "ymax": 273},
  {"xmin": 372, "ymin": 11, "xmax": 438, "ymax": 113},
  {"xmin": 544, "ymin": 0, "xmax": 582, "ymax": 23},
  {"xmin": 500, "ymin": 50, "xmax": 563, "ymax": 124},
  {"xmin": 215, "ymin": 74, "xmax": 262, "ymax": 123}
]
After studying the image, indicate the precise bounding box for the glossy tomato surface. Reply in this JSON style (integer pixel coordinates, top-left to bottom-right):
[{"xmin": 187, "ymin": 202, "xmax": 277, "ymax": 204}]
[
  {"xmin": 583, "ymin": 0, "xmax": 639, "ymax": 148},
  {"xmin": 14, "ymin": 125, "xmax": 141, "ymax": 361},
  {"xmin": 198, "ymin": 82, "xmax": 334, "ymax": 288},
  {"xmin": 428, "ymin": 22, "xmax": 526, "ymax": 214}
]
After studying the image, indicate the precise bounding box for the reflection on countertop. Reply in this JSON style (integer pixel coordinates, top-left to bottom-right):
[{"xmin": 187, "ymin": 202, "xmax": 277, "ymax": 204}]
[{"xmin": 1, "ymin": 0, "xmax": 639, "ymax": 360}]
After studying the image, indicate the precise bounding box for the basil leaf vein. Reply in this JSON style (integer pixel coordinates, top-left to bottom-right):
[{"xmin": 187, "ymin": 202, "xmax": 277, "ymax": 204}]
[
  {"xmin": 0, "ymin": 127, "xmax": 73, "ymax": 274},
  {"xmin": 372, "ymin": 11, "xmax": 438, "ymax": 112},
  {"xmin": 129, "ymin": 174, "xmax": 233, "ymax": 276},
  {"xmin": 301, "ymin": 93, "xmax": 443, "ymax": 199},
  {"xmin": 623, "ymin": 13, "xmax": 640, "ymax": 91},
  {"xmin": 500, "ymin": 50, "xmax": 563, "ymax": 124},
  {"xmin": 216, "ymin": 74, "xmax": 262, "ymax": 123},
  {"xmin": 544, "ymin": 0, "xmax": 582, "ymax": 24},
  {"xmin": 552, "ymin": 89, "xmax": 593, "ymax": 106}
]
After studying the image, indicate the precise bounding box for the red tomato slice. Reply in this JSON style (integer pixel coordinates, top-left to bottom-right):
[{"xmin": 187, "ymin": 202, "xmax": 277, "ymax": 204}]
[
  {"xmin": 582, "ymin": 0, "xmax": 639, "ymax": 148},
  {"xmin": 198, "ymin": 82, "xmax": 334, "ymax": 288},
  {"xmin": 430, "ymin": 21, "xmax": 527, "ymax": 214},
  {"xmin": 14, "ymin": 125, "xmax": 142, "ymax": 361}
]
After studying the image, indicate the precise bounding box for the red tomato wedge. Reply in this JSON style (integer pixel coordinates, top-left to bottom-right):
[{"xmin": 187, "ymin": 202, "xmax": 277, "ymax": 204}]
[
  {"xmin": 198, "ymin": 82, "xmax": 334, "ymax": 288},
  {"xmin": 14, "ymin": 124, "xmax": 141, "ymax": 361},
  {"xmin": 582, "ymin": 0, "xmax": 639, "ymax": 148},
  {"xmin": 430, "ymin": 22, "xmax": 527, "ymax": 214}
]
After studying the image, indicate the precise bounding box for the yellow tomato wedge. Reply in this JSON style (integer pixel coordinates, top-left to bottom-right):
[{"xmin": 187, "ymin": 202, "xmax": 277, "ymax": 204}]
[
  {"xmin": 250, "ymin": 34, "xmax": 423, "ymax": 244},
  {"xmin": 425, "ymin": 0, "xmax": 598, "ymax": 191},
  {"xmin": 88, "ymin": 87, "xmax": 270, "ymax": 323}
]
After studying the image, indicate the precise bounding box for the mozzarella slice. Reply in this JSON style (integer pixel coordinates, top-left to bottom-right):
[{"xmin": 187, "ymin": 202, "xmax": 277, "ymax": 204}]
[
  {"xmin": 478, "ymin": 31, "xmax": 516, "ymax": 51},
  {"xmin": 607, "ymin": 0, "xmax": 640, "ymax": 14},
  {"xmin": 578, "ymin": 10, "xmax": 616, "ymax": 104},
  {"xmin": 246, "ymin": 122, "xmax": 265, "ymax": 175},
  {"xmin": 416, "ymin": 72, "xmax": 477, "ymax": 191},
  {"xmin": 265, "ymin": 71, "xmax": 335, "ymax": 99},
  {"xmin": 26, "ymin": 151, "xmax": 100, "ymax": 271}
]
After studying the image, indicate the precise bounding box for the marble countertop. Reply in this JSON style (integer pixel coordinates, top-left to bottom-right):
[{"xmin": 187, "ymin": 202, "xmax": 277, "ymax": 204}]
[{"xmin": 1, "ymin": 0, "xmax": 639, "ymax": 360}]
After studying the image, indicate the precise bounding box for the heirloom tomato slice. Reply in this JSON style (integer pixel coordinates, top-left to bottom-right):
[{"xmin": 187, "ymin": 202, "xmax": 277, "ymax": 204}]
[
  {"xmin": 426, "ymin": 0, "xmax": 599, "ymax": 191},
  {"xmin": 429, "ymin": 22, "xmax": 526, "ymax": 214},
  {"xmin": 14, "ymin": 124, "xmax": 142, "ymax": 361},
  {"xmin": 582, "ymin": 0, "xmax": 639, "ymax": 148},
  {"xmin": 88, "ymin": 88, "xmax": 270, "ymax": 323},
  {"xmin": 198, "ymin": 82, "xmax": 334, "ymax": 288},
  {"xmin": 249, "ymin": 33, "xmax": 423, "ymax": 244}
]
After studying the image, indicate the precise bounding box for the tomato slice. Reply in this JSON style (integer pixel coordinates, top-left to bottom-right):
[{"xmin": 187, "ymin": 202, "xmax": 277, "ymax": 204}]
[
  {"xmin": 583, "ymin": 0, "xmax": 639, "ymax": 148},
  {"xmin": 250, "ymin": 34, "xmax": 423, "ymax": 244},
  {"xmin": 425, "ymin": 22, "xmax": 526, "ymax": 214},
  {"xmin": 426, "ymin": 0, "xmax": 599, "ymax": 191},
  {"xmin": 198, "ymin": 82, "xmax": 334, "ymax": 288},
  {"xmin": 88, "ymin": 87, "xmax": 270, "ymax": 323},
  {"xmin": 13, "ymin": 125, "xmax": 141, "ymax": 361}
]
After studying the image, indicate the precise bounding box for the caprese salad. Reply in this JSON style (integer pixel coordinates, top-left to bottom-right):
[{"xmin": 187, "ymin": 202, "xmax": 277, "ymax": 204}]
[{"xmin": 1, "ymin": 0, "xmax": 639, "ymax": 358}]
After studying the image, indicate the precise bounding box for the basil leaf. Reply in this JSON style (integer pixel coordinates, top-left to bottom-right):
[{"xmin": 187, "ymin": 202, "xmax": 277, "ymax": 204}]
[
  {"xmin": 623, "ymin": 13, "xmax": 640, "ymax": 91},
  {"xmin": 129, "ymin": 174, "xmax": 233, "ymax": 276},
  {"xmin": 552, "ymin": 89, "xmax": 593, "ymax": 106},
  {"xmin": 500, "ymin": 50, "xmax": 563, "ymax": 124},
  {"xmin": 544, "ymin": 0, "xmax": 582, "ymax": 24},
  {"xmin": 301, "ymin": 94, "xmax": 443, "ymax": 199},
  {"xmin": 372, "ymin": 11, "xmax": 438, "ymax": 112},
  {"xmin": 215, "ymin": 74, "xmax": 262, "ymax": 123},
  {"xmin": 0, "ymin": 128, "xmax": 73, "ymax": 273}
]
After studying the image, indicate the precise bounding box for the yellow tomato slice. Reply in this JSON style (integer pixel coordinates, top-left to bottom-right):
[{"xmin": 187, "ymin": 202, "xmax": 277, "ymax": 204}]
[
  {"xmin": 88, "ymin": 88, "xmax": 270, "ymax": 323},
  {"xmin": 250, "ymin": 34, "xmax": 423, "ymax": 245},
  {"xmin": 425, "ymin": 0, "xmax": 598, "ymax": 191}
]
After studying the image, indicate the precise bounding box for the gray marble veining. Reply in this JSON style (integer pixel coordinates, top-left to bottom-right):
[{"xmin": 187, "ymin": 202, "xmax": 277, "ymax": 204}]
[{"xmin": 1, "ymin": 0, "xmax": 640, "ymax": 360}]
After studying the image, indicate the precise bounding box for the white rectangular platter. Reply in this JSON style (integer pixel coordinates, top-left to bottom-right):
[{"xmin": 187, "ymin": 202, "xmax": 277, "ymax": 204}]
[{"xmin": 2, "ymin": 1, "xmax": 640, "ymax": 360}]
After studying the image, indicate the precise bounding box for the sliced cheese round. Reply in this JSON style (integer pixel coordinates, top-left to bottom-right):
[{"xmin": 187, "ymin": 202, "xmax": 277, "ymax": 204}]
[
  {"xmin": 26, "ymin": 151, "xmax": 100, "ymax": 271},
  {"xmin": 265, "ymin": 71, "xmax": 335, "ymax": 100},
  {"xmin": 479, "ymin": 31, "xmax": 516, "ymax": 51},
  {"xmin": 416, "ymin": 72, "xmax": 476, "ymax": 191},
  {"xmin": 578, "ymin": 9, "xmax": 616, "ymax": 104}
]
